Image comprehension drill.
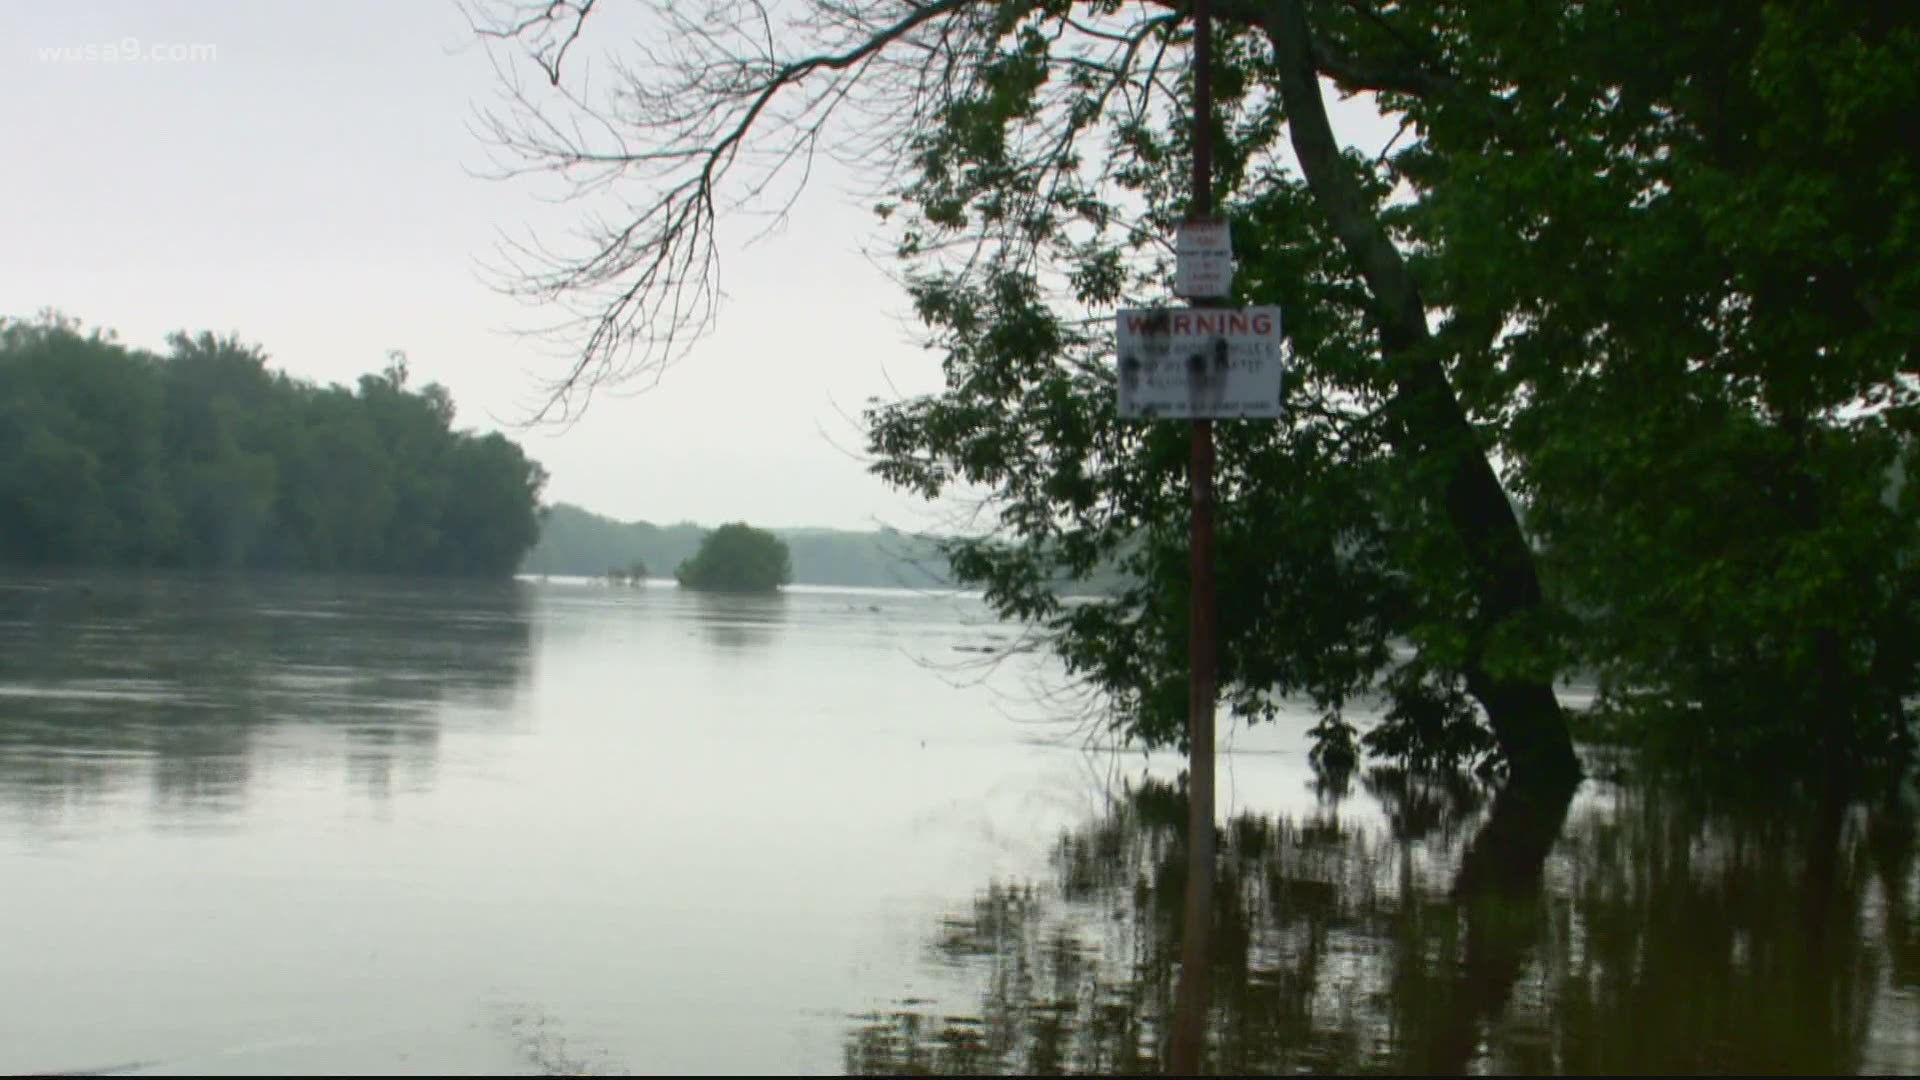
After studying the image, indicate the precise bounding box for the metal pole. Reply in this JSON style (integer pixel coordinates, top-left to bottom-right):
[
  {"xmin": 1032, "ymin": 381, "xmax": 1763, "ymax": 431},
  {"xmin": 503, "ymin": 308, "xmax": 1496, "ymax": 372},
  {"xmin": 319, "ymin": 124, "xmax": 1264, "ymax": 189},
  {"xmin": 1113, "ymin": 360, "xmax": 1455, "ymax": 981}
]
[{"xmin": 1167, "ymin": 0, "xmax": 1216, "ymax": 1071}]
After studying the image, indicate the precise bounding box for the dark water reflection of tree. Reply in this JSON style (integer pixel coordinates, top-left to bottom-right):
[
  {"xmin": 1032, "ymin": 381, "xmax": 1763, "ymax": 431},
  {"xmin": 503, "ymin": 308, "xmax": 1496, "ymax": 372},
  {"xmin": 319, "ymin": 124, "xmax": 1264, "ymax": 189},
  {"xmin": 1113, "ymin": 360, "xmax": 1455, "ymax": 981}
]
[
  {"xmin": 686, "ymin": 589, "xmax": 789, "ymax": 651},
  {"xmin": 847, "ymin": 768, "xmax": 1920, "ymax": 1075},
  {"xmin": 0, "ymin": 571, "xmax": 534, "ymax": 815}
]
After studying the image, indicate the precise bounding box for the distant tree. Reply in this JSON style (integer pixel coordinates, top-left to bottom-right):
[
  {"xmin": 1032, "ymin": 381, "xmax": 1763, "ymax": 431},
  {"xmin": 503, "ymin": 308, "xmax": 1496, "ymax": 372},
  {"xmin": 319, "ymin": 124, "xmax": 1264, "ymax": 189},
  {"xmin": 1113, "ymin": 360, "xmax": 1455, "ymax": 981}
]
[
  {"xmin": 0, "ymin": 312, "xmax": 548, "ymax": 579},
  {"xmin": 606, "ymin": 557, "xmax": 649, "ymax": 585},
  {"xmin": 675, "ymin": 523, "xmax": 792, "ymax": 593}
]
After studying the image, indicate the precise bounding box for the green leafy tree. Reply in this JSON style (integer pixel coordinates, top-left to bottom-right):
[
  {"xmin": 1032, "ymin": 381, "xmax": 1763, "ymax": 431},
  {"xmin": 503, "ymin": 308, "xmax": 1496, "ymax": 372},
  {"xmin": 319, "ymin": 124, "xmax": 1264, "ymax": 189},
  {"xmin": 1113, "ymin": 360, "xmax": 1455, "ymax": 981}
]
[
  {"xmin": 0, "ymin": 317, "xmax": 169, "ymax": 564},
  {"xmin": 159, "ymin": 332, "xmax": 283, "ymax": 568},
  {"xmin": 470, "ymin": 0, "xmax": 1575, "ymax": 782},
  {"xmin": 271, "ymin": 384, "xmax": 397, "ymax": 571},
  {"xmin": 1371, "ymin": 0, "xmax": 1920, "ymax": 773},
  {"xmin": 473, "ymin": 0, "xmax": 1920, "ymax": 779},
  {"xmin": 433, "ymin": 432, "xmax": 551, "ymax": 577},
  {"xmin": 675, "ymin": 523, "xmax": 793, "ymax": 592},
  {"xmin": 0, "ymin": 313, "xmax": 549, "ymax": 579}
]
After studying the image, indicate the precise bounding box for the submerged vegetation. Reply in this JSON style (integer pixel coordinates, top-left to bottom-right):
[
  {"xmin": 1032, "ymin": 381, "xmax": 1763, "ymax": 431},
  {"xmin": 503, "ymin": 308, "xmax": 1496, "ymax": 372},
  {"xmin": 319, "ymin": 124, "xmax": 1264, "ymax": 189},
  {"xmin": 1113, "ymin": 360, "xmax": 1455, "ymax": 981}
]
[
  {"xmin": 606, "ymin": 559, "xmax": 650, "ymax": 585},
  {"xmin": 674, "ymin": 522, "xmax": 793, "ymax": 593}
]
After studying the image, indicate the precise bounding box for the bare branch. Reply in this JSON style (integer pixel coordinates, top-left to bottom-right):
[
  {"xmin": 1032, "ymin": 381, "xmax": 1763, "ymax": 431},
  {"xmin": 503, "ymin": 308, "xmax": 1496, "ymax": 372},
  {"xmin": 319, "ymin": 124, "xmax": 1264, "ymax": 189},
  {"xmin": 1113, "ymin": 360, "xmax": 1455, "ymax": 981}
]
[
  {"xmin": 472, "ymin": 0, "xmax": 994, "ymax": 421},
  {"xmin": 464, "ymin": 0, "xmax": 599, "ymax": 86},
  {"xmin": 470, "ymin": 0, "xmax": 1205, "ymax": 421}
]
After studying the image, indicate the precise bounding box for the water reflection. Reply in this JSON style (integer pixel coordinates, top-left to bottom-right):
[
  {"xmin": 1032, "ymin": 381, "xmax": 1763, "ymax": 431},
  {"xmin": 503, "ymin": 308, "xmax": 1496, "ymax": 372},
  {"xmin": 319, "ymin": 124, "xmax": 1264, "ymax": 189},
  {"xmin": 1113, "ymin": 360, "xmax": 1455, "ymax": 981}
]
[
  {"xmin": 0, "ymin": 571, "xmax": 533, "ymax": 819},
  {"xmin": 848, "ymin": 771, "xmax": 1920, "ymax": 1074},
  {"xmin": 686, "ymin": 590, "xmax": 789, "ymax": 650}
]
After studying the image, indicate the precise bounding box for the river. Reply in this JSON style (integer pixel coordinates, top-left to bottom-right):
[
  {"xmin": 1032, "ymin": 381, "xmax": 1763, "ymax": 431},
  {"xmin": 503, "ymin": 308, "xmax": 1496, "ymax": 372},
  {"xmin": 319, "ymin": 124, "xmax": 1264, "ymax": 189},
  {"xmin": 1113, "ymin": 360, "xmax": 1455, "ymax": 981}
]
[{"xmin": 1, "ymin": 572, "xmax": 1915, "ymax": 1074}]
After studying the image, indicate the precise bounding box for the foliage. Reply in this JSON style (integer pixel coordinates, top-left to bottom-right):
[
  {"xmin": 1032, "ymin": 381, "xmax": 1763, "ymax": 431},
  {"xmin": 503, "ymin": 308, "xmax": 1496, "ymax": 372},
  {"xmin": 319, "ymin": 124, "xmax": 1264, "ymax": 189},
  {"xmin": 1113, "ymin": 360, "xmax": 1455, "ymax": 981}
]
[
  {"xmin": 0, "ymin": 313, "xmax": 547, "ymax": 578},
  {"xmin": 858, "ymin": 3, "xmax": 1581, "ymax": 777},
  {"xmin": 860, "ymin": 0, "xmax": 1920, "ymax": 776},
  {"xmin": 1385, "ymin": 0, "xmax": 1920, "ymax": 771},
  {"xmin": 674, "ymin": 522, "xmax": 793, "ymax": 592},
  {"xmin": 473, "ymin": 0, "xmax": 1920, "ymax": 778},
  {"xmin": 469, "ymin": 0, "xmax": 1579, "ymax": 782}
]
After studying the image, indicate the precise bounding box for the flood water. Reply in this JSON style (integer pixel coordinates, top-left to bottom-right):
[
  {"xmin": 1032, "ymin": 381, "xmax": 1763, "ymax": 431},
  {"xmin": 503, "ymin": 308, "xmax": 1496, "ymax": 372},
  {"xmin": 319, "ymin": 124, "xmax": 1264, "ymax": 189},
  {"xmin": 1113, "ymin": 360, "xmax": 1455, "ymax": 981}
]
[{"xmin": 1, "ymin": 572, "xmax": 1916, "ymax": 1075}]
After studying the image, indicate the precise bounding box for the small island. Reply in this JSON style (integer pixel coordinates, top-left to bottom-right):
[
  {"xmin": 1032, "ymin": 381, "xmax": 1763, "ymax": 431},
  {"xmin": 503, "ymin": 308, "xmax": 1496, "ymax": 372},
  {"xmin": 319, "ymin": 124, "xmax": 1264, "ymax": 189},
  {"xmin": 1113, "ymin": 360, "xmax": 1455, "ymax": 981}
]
[{"xmin": 674, "ymin": 522, "xmax": 792, "ymax": 593}]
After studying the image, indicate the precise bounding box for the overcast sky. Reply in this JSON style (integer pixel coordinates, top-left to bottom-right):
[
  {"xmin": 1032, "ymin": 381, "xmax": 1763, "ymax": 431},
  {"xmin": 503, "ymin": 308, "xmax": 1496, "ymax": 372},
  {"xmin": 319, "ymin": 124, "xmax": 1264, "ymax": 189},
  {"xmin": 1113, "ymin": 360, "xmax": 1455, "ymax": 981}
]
[{"xmin": 2, "ymin": 0, "xmax": 1398, "ymax": 532}]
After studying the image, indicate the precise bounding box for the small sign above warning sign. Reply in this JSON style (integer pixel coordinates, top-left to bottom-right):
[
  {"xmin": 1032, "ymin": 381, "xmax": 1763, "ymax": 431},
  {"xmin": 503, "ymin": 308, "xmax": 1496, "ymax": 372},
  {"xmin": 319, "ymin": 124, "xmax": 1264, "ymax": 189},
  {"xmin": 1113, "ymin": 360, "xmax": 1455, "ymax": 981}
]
[
  {"xmin": 1115, "ymin": 306, "xmax": 1284, "ymax": 419},
  {"xmin": 1174, "ymin": 219, "xmax": 1233, "ymax": 299}
]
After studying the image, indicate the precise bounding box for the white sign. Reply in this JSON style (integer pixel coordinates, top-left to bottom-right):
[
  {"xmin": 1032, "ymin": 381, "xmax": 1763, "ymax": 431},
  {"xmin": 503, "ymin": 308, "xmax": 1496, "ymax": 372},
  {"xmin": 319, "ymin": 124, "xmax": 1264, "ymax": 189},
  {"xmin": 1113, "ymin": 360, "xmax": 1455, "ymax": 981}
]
[
  {"xmin": 1115, "ymin": 306, "xmax": 1284, "ymax": 419},
  {"xmin": 1174, "ymin": 219, "xmax": 1233, "ymax": 299}
]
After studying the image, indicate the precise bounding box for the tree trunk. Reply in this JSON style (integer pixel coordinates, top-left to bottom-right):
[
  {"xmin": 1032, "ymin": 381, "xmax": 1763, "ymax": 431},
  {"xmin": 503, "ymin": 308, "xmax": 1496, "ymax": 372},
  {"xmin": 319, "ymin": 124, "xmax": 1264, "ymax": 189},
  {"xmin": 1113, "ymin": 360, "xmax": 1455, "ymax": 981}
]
[
  {"xmin": 1420, "ymin": 772, "xmax": 1580, "ymax": 1072},
  {"xmin": 1264, "ymin": 0, "xmax": 1580, "ymax": 784}
]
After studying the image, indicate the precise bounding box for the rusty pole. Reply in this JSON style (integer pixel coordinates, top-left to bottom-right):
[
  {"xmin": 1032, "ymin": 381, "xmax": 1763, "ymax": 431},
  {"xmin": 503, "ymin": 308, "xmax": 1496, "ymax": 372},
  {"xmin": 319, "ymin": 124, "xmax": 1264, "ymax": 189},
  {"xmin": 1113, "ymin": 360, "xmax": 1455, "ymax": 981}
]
[{"xmin": 1167, "ymin": 0, "xmax": 1217, "ymax": 1072}]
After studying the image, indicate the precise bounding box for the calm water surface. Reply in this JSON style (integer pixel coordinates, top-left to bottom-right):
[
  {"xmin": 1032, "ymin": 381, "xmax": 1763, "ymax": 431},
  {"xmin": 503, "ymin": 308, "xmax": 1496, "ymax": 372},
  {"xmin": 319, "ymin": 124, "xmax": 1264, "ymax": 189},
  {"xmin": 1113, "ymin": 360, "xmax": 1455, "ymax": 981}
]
[{"xmin": 0, "ymin": 573, "xmax": 1915, "ymax": 1074}]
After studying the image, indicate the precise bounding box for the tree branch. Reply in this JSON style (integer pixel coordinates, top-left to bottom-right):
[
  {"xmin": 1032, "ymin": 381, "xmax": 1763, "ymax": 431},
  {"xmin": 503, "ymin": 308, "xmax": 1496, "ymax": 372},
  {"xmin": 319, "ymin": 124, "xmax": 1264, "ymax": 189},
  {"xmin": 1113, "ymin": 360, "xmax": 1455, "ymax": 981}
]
[
  {"xmin": 1204, "ymin": 0, "xmax": 1459, "ymax": 99},
  {"xmin": 472, "ymin": 0, "xmax": 988, "ymax": 421},
  {"xmin": 1263, "ymin": 0, "xmax": 1428, "ymax": 352},
  {"xmin": 1264, "ymin": 0, "xmax": 1578, "ymax": 781},
  {"xmin": 1307, "ymin": 37, "xmax": 1458, "ymax": 99},
  {"xmin": 473, "ymin": 0, "xmax": 1204, "ymax": 420},
  {"xmin": 465, "ymin": 0, "xmax": 598, "ymax": 86}
]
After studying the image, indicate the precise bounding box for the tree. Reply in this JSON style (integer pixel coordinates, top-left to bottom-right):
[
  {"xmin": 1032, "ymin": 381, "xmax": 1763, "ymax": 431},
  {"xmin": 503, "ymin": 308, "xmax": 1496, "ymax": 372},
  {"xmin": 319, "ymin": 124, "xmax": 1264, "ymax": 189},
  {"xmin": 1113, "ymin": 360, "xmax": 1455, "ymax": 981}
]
[
  {"xmin": 471, "ymin": 1, "xmax": 1920, "ymax": 780},
  {"xmin": 607, "ymin": 557, "xmax": 650, "ymax": 584},
  {"xmin": 468, "ymin": 0, "xmax": 1575, "ymax": 783},
  {"xmin": 675, "ymin": 523, "xmax": 793, "ymax": 592},
  {"xmin": 1373, "ymin": 0, "xmax": 1920, "ymax": 775},
  {"xmin": 272, "ymin": 384, "xmax": 397, "ymax": 571},
  {"xmin": 0, "ymin": 312, "xmax": 551, "ymax": 579},
  {"xmin": 433, "ymin": 432, "xmax": 550, "ymax": 577}
]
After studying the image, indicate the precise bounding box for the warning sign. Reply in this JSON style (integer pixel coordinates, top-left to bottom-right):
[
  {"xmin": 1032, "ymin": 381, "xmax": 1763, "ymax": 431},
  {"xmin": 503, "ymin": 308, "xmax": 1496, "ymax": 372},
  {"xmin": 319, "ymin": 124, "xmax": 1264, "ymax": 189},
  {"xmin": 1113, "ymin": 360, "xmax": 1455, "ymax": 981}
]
[
  {"xmin": 1115, "ymin": 306, "xmax": 1284, "ymax": 420},
  {"xmin": 1174, "ymin": 220, "xmax": 1233, "ymax": 299}
]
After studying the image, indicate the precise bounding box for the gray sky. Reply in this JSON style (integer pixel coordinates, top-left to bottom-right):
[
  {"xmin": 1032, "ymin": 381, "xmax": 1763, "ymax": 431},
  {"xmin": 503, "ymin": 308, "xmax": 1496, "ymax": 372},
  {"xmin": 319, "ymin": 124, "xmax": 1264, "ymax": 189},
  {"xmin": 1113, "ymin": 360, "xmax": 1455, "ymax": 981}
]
[{"xmin": 2, "ymin": 0, "xmax": 1398, "ymax": 533}]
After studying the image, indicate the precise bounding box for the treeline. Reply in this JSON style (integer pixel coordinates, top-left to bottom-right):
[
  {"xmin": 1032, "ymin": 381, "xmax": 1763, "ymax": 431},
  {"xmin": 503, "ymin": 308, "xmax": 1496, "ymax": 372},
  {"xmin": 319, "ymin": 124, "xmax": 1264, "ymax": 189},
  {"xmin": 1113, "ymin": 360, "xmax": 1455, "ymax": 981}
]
[
  {"xmin": 523, "ymin": 503, "xmax": 953, "ymax": 589},
  {"xmin": 0, "ymin": 314, "xmax": 547, "ymax": 577}
]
